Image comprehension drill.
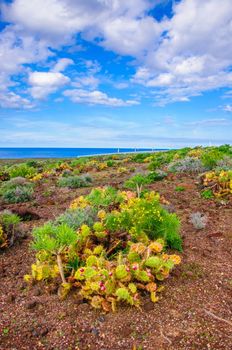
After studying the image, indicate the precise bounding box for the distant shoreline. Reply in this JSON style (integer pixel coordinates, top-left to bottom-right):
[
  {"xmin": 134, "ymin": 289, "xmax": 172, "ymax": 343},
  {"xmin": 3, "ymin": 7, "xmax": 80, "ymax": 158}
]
[{"xmin": 0, "ymin": 147, "xmax": 169, "ymax": 160}]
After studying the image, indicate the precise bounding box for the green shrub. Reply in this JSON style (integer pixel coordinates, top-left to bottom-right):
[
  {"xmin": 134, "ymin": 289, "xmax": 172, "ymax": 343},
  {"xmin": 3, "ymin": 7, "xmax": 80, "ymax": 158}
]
[
  {"xmin": 2, "ymin": 186, "xmax": 34, "ymax": 203},
  {"xmin": 148, "ymin": 151, "xmax": 175, "ymax": 170},
  {"xmin": 8, "ymin": 163, "xmax": 37, "ymax": 178},
  {"xmin": 32, "ymin": 223, "xmax": 77, "ymax": 283},
  {"xmin": 26, "ymin": 160, "xmax": 39, "ymax": 168},
  {"xmin": 201, "ymin": 189, "xmax": 213, "ymax": 199},
  {"xmin": 104, "ymin": 192, "xmax": 182, "ymax": 250},
  {"xmin": 175, "ymin": 186, "xmax": 185, "ymax": 192},
  {"xmin": 0, "ymin": 210, "xmax": 21, "ymax": 247},
  {"xmin": 26, "ymin": 187, "xmax": 182, "ymax": 311},
  {"xmin": 201, "ymin": 149, "xmax": 224, "ymax": 169},
  {"xmin": 70, "ymin": 158, "xmax": 89, "ymax": 168},
  {"xmin": 168, "ymin": 157, "xmax": 206, "ymax": 173},
  {"xmin": 55, "ymin": 207, "xmax": 97, "ymax": 230},
  {"xmin": 215, "ymin": 156, "xmax": 232, "ymax": 171},
  {"xmin": 131, "ymin": 153, "xmax": 151, "ymax": 163},
  {"xmin": 124, "ymin": 174, "xmax": 151, "ymax": 197},
  {"xmin": 58, "ymin": 174, "xmax": 92, "ymax": 188},
  {"xmin": 0, "ymin": 178, "xmax": 34, "ymax": 203},
  {"xmin": 86, "ymin": 186, "xmax": 123, "ymax": 208},
  {"xmin": 148, "ymin": 170, "xmax": 167, "ymax": 181},
  {"xmin": 106, "ymin": 160, "xmax": 115, "ymax": 167}
]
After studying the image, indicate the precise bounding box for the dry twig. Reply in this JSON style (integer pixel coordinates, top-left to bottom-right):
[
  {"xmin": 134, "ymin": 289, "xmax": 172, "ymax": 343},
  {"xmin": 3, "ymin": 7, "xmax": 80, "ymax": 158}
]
[{"xmin": 204, "ymin": 309, "xmax": 232, "ymax": 327}]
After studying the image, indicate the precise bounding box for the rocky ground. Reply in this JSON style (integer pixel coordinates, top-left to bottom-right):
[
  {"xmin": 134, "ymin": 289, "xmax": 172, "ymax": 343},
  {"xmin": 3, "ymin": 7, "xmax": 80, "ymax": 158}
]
[{"xmin": 0, "ymin": 164, "xmax": 231, "ymax": 350}]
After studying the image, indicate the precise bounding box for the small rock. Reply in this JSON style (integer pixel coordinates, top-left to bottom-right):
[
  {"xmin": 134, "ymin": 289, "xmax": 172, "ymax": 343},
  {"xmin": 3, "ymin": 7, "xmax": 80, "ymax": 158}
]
[
  {"xmin": 33, "ymin": 288, "xmax": 41, "ymax": 296},
  {"xmin": 20, "ymin": 281, "xmax": 28, "ymax": 290},
  {"xmin": 185, "ymin": 271, "xmax": 194, "ymax": 278},
  {"xmin": 6, "ymin": 293, "xmax": 16, "ymax": 303},
  {"xmin": 25, "ymin": 300, "xmax": 38, "ymax": 309},
  {"xmin": 91, "ymin": 327, "xmax": 100, "ymax": 336},
  {"xmin": 143, "ymin": 300, "xmax": 154, "ymax": 312},
  {"xmin": 98, "ymin": 315, "xmax": 105, "ymax": 323},
  {"xmin": 40, "ymin": 327, "xmax": 49, "ymax": 337}
]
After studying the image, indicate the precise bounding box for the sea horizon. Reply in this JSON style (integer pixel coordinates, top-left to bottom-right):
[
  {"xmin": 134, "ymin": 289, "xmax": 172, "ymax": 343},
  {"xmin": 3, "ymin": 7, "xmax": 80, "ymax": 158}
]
[{"xmin": 0, "ymin": 147, "xmax": 168, "ymax": 159}]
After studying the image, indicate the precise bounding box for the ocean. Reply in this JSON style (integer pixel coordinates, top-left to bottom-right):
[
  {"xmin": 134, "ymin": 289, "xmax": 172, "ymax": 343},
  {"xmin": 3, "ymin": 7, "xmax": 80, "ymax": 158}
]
[{"xmin": 0, "ymin": 148, "xmax": 166, "ymax": 159}]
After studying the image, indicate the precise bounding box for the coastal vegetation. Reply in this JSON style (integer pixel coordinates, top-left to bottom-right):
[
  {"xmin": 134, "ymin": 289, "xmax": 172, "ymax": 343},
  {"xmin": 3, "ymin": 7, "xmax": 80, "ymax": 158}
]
[{"xmin": 0, "ymin": 145, "xmax": 231, "ymax": 349}]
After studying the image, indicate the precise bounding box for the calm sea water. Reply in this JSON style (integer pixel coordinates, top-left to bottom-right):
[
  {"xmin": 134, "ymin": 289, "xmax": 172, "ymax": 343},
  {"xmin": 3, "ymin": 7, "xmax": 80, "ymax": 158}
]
[{"xmin": 0, "ymin": 148, "xmax": 166, "ymax": 159}]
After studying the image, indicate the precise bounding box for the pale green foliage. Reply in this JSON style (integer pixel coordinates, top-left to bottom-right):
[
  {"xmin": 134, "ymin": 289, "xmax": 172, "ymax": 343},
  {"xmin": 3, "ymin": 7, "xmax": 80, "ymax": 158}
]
[{"xmin": 32, "ymin": 223, "xmax": 77, "ymax": 253}]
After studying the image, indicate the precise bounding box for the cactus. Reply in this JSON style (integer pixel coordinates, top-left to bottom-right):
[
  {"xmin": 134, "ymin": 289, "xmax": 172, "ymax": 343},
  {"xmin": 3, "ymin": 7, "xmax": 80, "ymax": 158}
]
[{"xmin": 26, "ymin": 188, "xmax": 182, "ymax": 311}]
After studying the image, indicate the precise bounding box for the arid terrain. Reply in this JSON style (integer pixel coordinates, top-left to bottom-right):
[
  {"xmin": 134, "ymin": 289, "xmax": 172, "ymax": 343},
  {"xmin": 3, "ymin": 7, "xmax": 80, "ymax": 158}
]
[{"xmin": 0, "ymin": 155, "xmax": 232, "ymax": 350}]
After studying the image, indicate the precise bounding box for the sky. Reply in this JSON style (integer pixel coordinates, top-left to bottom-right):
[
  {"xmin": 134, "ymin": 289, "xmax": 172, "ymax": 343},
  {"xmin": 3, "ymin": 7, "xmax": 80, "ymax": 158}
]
[{"xmin": 0, "ymin": 0, "xmax": 232, "ymax": 148}]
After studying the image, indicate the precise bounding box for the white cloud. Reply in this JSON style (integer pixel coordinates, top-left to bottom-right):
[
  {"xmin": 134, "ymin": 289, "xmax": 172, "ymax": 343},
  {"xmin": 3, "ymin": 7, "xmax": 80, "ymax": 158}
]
[
  {"xmin": 28, "ymin": 71, "xmax": 70, "ymax": 99},
  {"xmin": 0, "ymin": 24, "xmax": 53, "ymax": 105},
  {"xmin": 2, "ymin": 0, "xmax": 158, "ymax": 44},
  {"xmin": 223, "ymin": 105, "xmax": 232, "ymax": 112},
  {"xmin": 1, "ymin": 0, "xmax": 232, "ymax": 106},
  {"xmin": 114, "ymin": 82, "xmax": 129, "ymax": 89},
  {"xmin": 133, "ymin": 0, "xmax": 232, "ymax": 103},
  {"xmin": 0, "ymin": 91, "xmax": 34, "ymax": 108},
  {"xmin": 63, "ymin": 89, "xmax": 139, "ymax": 106},
  {"xmin": 99, "ymin": 16, "xmax": 163, "ymax": 56},
  {"xmin": 52, "ymin": 58, "xmax": 74, "ymax": 72},
  {"xmin": 185, "ymin": 118, "xmax": 232, "ymax": 126},
  {"xmin": 72, "ymin": 76, "xmax": 99, "ymax": 89}
]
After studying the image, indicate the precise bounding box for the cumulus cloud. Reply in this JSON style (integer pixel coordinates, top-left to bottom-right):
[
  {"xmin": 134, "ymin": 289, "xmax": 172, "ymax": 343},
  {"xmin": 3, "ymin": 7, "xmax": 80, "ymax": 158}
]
[
  {"xmin": 133, "ymin": 0, "xmax": 232, "ymax": 103},
  {"xmin": 52, "ymin": 58, "xmax": 74, "ymax": 72},
  {"xmin": 72, "ymin": 76, "xmax": 100, "ymax": 89},
  {"xmin": 2, "ymin": 0, "xmax": 159, "ymax": 44},
  {"xmin": 63, "ymin": 89, "xmax": 139, "ymax": 106},
  {"xmin": 28, "ymin": 71, "xmax": 70, "ymax": 99},
  {"xmin": 99, "ymin": 16, "xmax": 163, "ymax": 56},
  {"xmin": 1, "ymin": 0, "xmax": 232, "ymax": 107},
  {"xmin": 0, "ymin": 91, "xmax": 34, "ymax": 109}
]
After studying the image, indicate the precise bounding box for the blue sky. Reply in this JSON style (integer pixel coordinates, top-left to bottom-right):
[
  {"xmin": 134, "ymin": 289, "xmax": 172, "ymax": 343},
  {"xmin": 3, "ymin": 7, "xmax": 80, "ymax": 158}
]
[{"xmin": 0, "ymin": 0, "xmax": 232, "ymax": 148}]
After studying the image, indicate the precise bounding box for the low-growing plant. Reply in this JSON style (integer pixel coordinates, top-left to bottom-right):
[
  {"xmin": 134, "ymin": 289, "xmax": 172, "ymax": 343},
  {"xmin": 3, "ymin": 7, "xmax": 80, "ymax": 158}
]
[
  {"xmin": 201, "ymin": 189, "xmax": 213, "ymax": 199},
  {"xmin": 117, "ymin": 167, "xmax": 129, "ymax": 174},
  {"xmin": 106, "ymin": 160, "xmax": 115, "ymax": 167},
  {"xmin": 31, "ymin": 223, "xmax": 77, "ymax": 284},
  {"xmin": 175, "ymin": 186, "xmax": 185, "ymax": 192},
  {"xmin": 167, "ymin": 157, "xmax": 206, "ymax": 173},
  {"xmin": 8, "ymin": 163, "xmax": 37, "ymax": 179},
  {"xmin": 26, "ymin": 160, "xmax": 39, "ymax": 168},
  {"xmin": 148, "ymin": 170, "xmax": 167, "ymax": 182},
  {"xmin": 0, "ymin": 178, "xmax": 34, "ymax": 203},
  {"xmin": 215, "ymin": 156, "xmax": 232, "ymax": 171},
  {"xmin": 70, "ymin": 157, "xmax": 89, "ymax": 168},
  {"xmin": 2, "ymin": 186, "xmax": 34, "ymax": 203},
  {"xmin": 25, "ymin": 187, "xmax": 182, "ymax": 311},
  {"xmin": 85, "ymin": 186, "xmax": 124, "ymax": 209},
  {"xmin": 0, "ymin": 210, "xmax": 21, "ymax": 248},
  {"xmin": 96, "ymin": 162, "xmax": 108, "ymax": 171},
  {"xmin": 201, "ymin": 170, "xmax": 232, "ymax": 197},
  {"xmin": 58, "ymin": 174, "xmax": 92, "ymax": 188},
  {"xmin": 124, "ymin": 174, "xmax": 151, "ymax": 197},
  {"xmin": 148, "ymin": 151, "xmax": 175, "ymax": 171},
  {"xmin": 201, "ymin": 149, "xmax": 224, "ymax": 169},
  {"xmin": 55, "ymin": 207, "xmax": 97, "ymax": 230},
  {"xmin": 131, "ymin": 153, "xmax": 151, "ymax": 163},
  {"xmin": 189, "ymin": 212, "xmax": 207, "ymax": 230}
]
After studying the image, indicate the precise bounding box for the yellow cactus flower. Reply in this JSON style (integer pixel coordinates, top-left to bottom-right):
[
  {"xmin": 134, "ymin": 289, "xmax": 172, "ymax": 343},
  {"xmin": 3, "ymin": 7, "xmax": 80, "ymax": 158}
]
[
  {"xmin": 97, "ymin": 210, "xmax": 106, "ymax": 220},
  {"xmin": 149, "ymin": 241, "xmax": 163, "ymax": 253},
  {"xmin": 169, "ymin": 254, "xmax": 181, "ymax": 265}
]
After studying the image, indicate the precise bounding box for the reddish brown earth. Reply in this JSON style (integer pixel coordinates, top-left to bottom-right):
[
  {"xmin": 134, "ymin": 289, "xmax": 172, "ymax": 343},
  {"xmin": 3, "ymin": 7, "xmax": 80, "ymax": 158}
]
[{"xmin": 0, "ymin": 165, "xmax": 232, "ymax": 350}]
